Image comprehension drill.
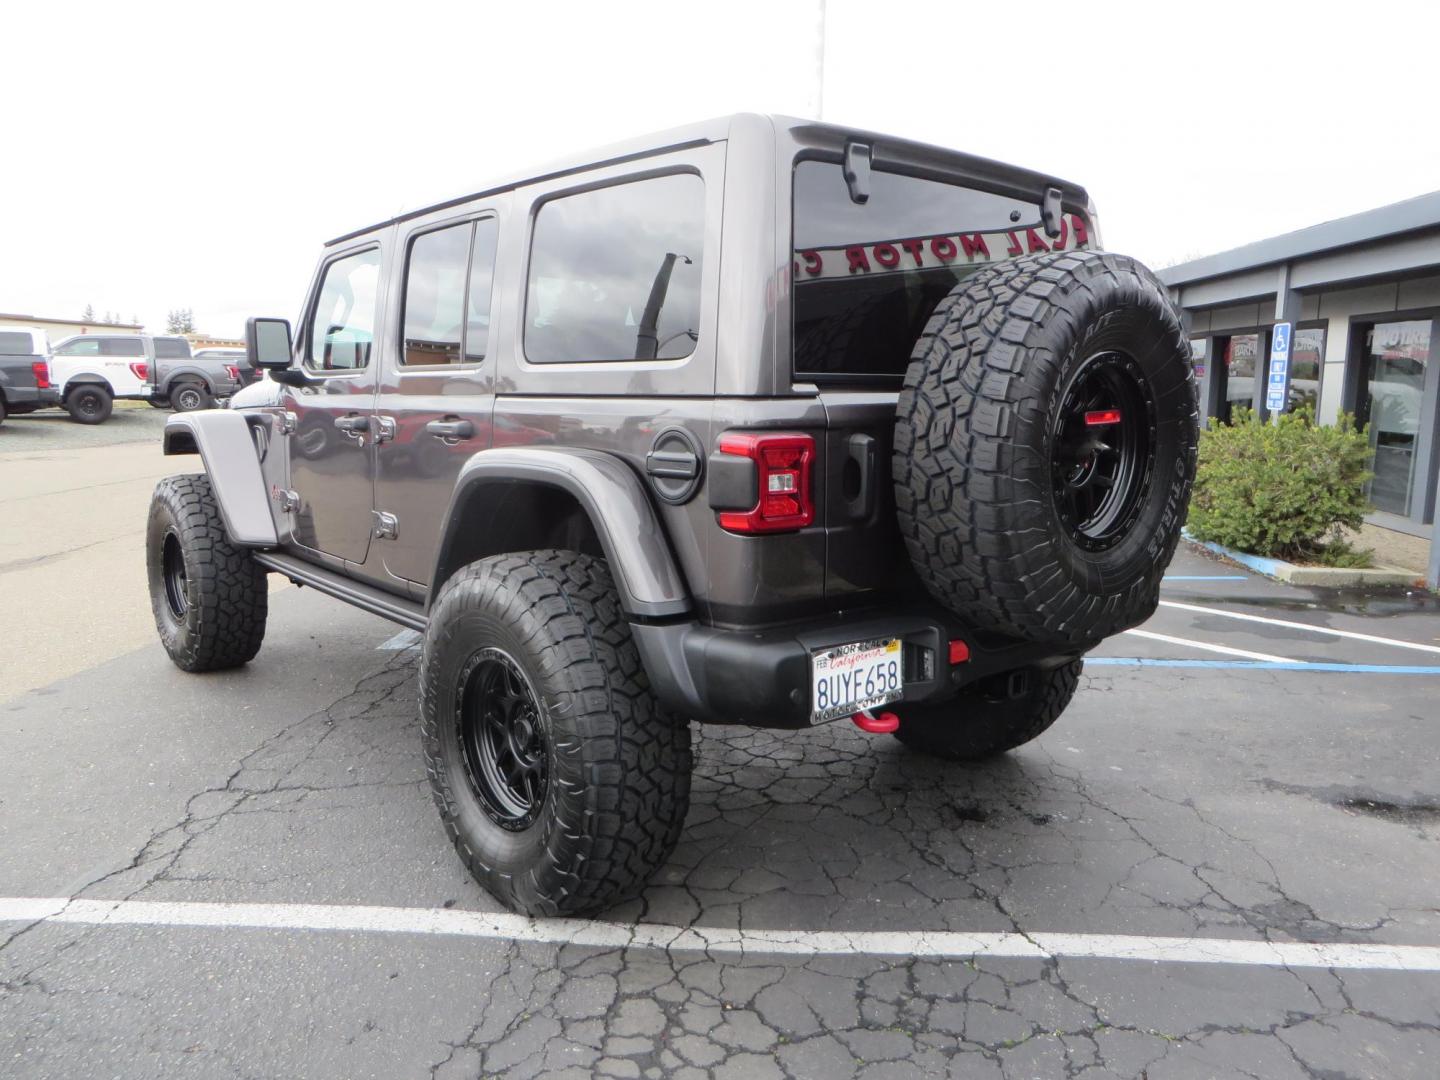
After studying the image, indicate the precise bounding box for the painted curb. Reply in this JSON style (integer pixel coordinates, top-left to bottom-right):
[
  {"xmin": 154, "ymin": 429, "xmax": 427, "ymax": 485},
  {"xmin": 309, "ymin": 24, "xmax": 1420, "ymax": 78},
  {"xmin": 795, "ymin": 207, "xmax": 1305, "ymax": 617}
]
[{"xmin": 1180, "ymin": 532, "xmax": 1418, "ymax": 588}]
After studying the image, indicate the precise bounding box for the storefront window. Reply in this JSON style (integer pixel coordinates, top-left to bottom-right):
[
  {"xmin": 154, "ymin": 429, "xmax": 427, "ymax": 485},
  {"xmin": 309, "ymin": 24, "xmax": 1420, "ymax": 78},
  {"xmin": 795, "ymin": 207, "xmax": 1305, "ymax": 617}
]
[
  {"xmin": 1222, "ymin": 333, "xmax": 1258, "ymax": 423},
  {"xmin": 1288, "ymin": 327, "xmax": 1324, "ymax": 414},
  {"xmin": 1358, "ymin": 319, "xmax": 1430, "ymax": 516}
]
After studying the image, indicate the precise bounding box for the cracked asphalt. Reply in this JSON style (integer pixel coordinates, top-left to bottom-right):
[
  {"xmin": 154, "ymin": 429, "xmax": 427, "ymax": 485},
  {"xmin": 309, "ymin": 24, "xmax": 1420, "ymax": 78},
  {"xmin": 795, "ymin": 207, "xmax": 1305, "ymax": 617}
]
[{"xmin": 3, "ymin": 444, "xmax": 1439, "ymax": 1078}]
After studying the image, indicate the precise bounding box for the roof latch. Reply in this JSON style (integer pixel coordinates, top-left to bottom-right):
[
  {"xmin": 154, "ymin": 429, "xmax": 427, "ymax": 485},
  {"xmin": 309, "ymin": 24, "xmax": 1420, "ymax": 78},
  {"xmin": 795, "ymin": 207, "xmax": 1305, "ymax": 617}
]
[
  {"xmin": 1042, "ymin": 186, "xmax": 1064, "ymax": 238},
  {"xmin": 843, "ymin": 141, "xmax": 872, "ymax": 205}
]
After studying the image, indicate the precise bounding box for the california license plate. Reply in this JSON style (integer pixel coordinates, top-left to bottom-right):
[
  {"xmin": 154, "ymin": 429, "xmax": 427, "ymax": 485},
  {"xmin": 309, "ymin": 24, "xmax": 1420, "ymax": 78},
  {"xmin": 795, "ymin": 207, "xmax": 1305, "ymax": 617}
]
[{"xmin": 810, "ymin": 637, "xmax": 903, "ymax": 723}]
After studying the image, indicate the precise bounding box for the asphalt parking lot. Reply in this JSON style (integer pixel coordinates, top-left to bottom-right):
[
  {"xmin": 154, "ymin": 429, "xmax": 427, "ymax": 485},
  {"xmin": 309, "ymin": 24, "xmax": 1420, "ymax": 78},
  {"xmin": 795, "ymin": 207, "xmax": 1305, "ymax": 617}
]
[{"xmin": 3, "ymin": 420, "xmax": 1440, "ymax": 1079}]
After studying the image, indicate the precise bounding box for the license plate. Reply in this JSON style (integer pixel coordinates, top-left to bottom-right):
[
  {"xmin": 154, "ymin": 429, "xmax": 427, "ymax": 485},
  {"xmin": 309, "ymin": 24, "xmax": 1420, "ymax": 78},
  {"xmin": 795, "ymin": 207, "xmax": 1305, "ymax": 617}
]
[{"xmin": 810, "ymin": 637, "xmax": 903, "ymax": 723}]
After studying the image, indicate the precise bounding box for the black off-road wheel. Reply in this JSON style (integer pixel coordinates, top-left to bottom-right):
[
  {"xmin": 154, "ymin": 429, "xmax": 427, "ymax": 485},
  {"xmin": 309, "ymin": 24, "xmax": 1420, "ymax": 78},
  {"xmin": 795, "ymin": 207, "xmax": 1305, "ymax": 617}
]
[
  {"xmin": 171, "ymin": 381, "xmax": 213, "ymax": 413},
  {"xmin": 146, "ymin": 474, "xmax": 268, "ymax": 671},
  {"xmin": 894, "ymin": 250, "xmax": 1198, "ymax": 647},
  {"xmin": 66, "ymin": 384, "xmax": 113, "ymax": 425},
  {"xmin": 421, "ymin": 551, "xmax": 692, "ymax": 917},
  {"xmin": 894, "ymin": 660, "xmax": 1083, "ymax": 761}
]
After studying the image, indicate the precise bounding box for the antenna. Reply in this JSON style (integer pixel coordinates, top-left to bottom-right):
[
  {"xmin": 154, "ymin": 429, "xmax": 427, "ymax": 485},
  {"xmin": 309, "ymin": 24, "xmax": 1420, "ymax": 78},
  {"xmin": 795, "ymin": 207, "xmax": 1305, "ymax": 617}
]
[{"xmin": 814, "ymin": 0, "xmax": 827, "ymax": 120}]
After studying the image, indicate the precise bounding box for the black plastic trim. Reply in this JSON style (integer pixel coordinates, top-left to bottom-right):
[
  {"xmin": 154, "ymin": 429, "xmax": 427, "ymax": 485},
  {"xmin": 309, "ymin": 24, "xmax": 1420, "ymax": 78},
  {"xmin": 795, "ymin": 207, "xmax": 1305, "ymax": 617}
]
[{"xmin": 253, "ymin": 552, "xmax": 427, "ymax": 631}]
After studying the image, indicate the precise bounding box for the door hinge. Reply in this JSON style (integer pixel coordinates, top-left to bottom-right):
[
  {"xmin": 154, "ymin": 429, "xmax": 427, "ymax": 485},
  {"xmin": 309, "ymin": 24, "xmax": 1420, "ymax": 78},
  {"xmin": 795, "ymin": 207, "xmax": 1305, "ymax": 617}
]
[
  {"xmin": 372, "ymin": 510, "xmax": 399, "ymax": 540},
  {"xmin": 373, "ymin": 415, "xmax": 396, "ymax": 443},
  {"xmin": 273, "ymin": 487, "xmax": 301, "ymax": 513},
  {"xmin": 279, "ymin": 410, "xmax": 298, "ymax": 434}
]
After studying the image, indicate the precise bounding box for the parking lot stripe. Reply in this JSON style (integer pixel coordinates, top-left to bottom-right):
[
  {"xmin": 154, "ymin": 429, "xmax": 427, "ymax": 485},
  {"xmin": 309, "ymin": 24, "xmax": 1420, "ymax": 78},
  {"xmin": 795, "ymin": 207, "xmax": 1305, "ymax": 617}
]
[
  {"xmin": 1088, "ymin": 658, "xmax": 1440, "ymax": 675},
  {"xmin": 3, "ymin": 897, "xmax": 1440, "ymax": 972},
  {"xmin": 1163, "ymin": 575, "xmax": 1249, "ymax": 581},
  {"xmin": 378, "ymin": 629, "xmax": 422, "ymax": 651},
  {"xmin": 1158, "ymin": 599, "xmax": 1440, "ymax": 656},
  {"xmin": 1122, "ymin": 628, "xmax": 1293, "ymax": 664}
]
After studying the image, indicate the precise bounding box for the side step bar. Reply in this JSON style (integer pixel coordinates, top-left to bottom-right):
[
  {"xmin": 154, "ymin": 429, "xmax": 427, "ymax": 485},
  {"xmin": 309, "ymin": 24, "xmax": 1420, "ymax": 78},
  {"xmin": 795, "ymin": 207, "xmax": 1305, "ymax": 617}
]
[{"xmin": 253, "ymin": 552, "xmax": 428, "ymax": 632}]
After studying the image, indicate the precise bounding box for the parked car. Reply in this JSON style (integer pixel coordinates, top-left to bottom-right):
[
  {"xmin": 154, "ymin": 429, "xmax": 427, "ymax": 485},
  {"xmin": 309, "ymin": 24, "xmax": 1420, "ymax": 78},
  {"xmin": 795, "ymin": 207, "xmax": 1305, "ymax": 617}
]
[
  {"xmin": 148, "ymin": 114, "xmax": 1198, "ymax": 916},
  {"xmin": 49, "ymin": 332, "xmax": 155, "ymax": 422},
  {"xmin": 149, "ymin": 338, "xmax": 243, "ymax": 412},
  {"xmin": 0, "ymin": 327, "xmax": 60, "ymax": 425},
  {"xmin": 193, "ymin": 347, "xmax": 261, "ymax": 389}
]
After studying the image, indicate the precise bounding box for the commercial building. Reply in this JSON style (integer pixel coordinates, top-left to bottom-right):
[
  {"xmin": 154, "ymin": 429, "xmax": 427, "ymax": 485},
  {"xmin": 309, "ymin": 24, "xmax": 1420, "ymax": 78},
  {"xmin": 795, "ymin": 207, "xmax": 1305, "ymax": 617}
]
[
  {"xmin": 1159, "ymin": 192, "xmax": 1440, "ymax": 538},
  {"xmin": 0, "ymin": 312, "xmax": 144, "ymax": 342}
]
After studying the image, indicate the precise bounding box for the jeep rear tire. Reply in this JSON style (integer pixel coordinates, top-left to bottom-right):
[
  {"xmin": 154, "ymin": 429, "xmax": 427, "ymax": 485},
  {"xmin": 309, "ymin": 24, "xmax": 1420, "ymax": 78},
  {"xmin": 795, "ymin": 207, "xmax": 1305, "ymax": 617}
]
[
  {"xmin": 146, "ymin": 474, "xmax": 268, "ymax": 671},
  {"xmin": 894, "ymin": 250, "xmax": 1198, "ymax": 647},
  {"xmin": 421, "ymin": 550, "xmax": 692, "ymax": 917},
  {"xmin": 894, "ymin": 660, "xmax": 1082, "ymax": 761},
  {"xmin": 66, "ymin": 384, "xmax": 113, "ymax": 425}
]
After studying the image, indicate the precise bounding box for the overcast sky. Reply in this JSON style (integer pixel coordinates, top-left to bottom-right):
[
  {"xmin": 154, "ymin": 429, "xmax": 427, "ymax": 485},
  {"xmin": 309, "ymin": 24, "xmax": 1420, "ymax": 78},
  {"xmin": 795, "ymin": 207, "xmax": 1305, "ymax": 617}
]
[{"xmin": 4, "ymin": 0, "xmax": 1437, "ymax": 337}]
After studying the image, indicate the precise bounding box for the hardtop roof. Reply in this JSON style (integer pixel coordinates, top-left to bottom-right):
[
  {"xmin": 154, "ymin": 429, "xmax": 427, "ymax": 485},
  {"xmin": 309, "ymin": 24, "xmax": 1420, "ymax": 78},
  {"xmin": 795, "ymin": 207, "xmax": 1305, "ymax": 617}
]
[{"xmin": 326, "ymin": 113, "xmax": 1088, "ymax": 247}]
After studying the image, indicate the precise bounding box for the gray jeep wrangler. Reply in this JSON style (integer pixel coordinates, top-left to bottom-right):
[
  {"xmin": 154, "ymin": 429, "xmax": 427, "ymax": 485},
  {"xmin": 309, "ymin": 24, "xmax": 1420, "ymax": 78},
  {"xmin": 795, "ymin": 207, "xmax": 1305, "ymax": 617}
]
[{"xmin": 146, "ymin": 115, "xmax": 1198, "ymax": 916}]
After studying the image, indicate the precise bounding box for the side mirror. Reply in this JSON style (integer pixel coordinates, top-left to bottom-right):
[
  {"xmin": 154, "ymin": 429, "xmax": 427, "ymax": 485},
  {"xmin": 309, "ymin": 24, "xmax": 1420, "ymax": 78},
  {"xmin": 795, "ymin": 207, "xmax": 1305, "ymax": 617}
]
[{"xmin": 245, "ymin": 316, "xmax": 293, "ymax": 370}]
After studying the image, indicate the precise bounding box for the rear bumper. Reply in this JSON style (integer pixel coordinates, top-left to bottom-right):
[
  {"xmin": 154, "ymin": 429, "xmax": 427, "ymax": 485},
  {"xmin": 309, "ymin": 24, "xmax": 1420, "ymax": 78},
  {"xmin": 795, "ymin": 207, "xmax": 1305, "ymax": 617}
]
[
  {"xmin": 633, "ymin": 604, "xmax": 1087, "ymax": 728},
  {"xmin": 4, "ymin": 387, "xmax": 60, "ymax": 408}
]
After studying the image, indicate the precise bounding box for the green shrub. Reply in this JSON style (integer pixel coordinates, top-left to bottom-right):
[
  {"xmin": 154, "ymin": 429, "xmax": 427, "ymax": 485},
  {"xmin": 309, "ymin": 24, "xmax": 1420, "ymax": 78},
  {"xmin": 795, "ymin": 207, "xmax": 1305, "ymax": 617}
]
[{"xmin": 1186, "ymin": 406, "xmax": 1373, "ymax": 563}]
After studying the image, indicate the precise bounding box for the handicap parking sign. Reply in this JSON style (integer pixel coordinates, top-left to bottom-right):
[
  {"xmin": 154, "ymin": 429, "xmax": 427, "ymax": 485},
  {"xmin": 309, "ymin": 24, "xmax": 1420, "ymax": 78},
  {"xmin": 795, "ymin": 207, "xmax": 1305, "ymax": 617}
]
[{"xmin": 1267, "ymin": 322, "xmax": 1292, "ymax": 416}]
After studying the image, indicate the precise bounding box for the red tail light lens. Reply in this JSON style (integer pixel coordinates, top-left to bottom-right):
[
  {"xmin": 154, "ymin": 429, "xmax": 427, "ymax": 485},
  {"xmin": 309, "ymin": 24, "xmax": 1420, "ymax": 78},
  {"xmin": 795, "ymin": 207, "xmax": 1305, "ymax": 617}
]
[
  {"xmin": 1085, "ymin": 409, "xmax": 1122, "ymax": 426},
  {"xmin": 31, "ymin": 361, "xmax": 50, "ymax": 389},
  {"xmin": 224, "ymin": 365, "xmax": 241, "ymax": 382},
  {"xmin": 716, "ymin": 432, "xmax": 815, "ymax": 534},
  {"xmin": 129, "ymin": 362, "xmax": 148, "ymax": 381}
]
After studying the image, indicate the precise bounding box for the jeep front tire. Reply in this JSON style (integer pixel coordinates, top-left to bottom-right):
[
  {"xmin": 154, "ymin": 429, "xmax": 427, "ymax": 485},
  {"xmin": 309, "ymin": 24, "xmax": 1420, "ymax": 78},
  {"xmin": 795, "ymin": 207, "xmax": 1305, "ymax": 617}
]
[
  {"xmin": 146, "ymin": 474, "xmax": 268, "ymax": 671},
  {"xmin": 421, "ymin": 551, "xmax": 692, "ymax": 916}
]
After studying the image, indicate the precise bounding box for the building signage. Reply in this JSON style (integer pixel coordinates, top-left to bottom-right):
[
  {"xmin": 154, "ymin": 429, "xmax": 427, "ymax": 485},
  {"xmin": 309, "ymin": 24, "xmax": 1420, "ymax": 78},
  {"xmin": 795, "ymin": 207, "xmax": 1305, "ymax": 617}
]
[
  {"xmin": 793, "ymin": 214, "xmax": 1091, "ymax": 280},
  {"xmin": 1266, "ymin": 321, "xmax": 1292, "ymax": 413}
]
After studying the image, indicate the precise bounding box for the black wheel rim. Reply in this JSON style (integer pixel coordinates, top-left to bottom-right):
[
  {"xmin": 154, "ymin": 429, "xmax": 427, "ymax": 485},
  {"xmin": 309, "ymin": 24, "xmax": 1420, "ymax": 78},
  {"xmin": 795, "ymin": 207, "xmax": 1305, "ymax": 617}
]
[
  {"xmin": 161, "ymin": 530, "xmax": 188, "ymax": 619},
  {"xmin": 1049, "ymin": 351, "xmax": 1157, "ymax": 552},
  {"xmin": 457, "ymin": 648, "xmax": 550, "ymax": 831},
  {"xmin": 78, "ymin": 392, "xmax": 100, "ymax": 417}
]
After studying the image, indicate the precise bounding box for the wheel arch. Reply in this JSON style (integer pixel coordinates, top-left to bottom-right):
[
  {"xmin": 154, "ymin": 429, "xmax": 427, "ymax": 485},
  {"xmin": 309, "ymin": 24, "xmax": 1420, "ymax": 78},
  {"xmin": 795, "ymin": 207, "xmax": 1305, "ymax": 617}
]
[
  {"xmin": 61, "ymin": 373, "xmax": 113, "ymax": 398},
  {"xmin": 431, "ymin": 447, "xmax": 691, "ymax": 620},
  {"xmin": 162, "ymin": 412, "xmax": 277, "ymax": 546}
]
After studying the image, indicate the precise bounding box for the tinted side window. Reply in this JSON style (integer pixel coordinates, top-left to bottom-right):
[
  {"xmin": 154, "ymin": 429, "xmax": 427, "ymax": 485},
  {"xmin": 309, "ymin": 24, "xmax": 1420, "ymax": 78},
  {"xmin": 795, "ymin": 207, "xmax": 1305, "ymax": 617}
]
[
  {"xmin": 0, "ymin": 331, "xmax": 33, "ymax": 353},
  {"xmin": 154, "ymin": 338, "xmax": 191, "ymax": 359},
  {"xmin": 402, "ymin": 223, "xmax": 470, "ymax": 366},
  {"xmin": 100, "ymin": 337, "xmax": 146, "ymax": 357},
  {"xmin": 306, "ymin": 248, "xmax": 381, "ymax": 371},
  {"xmin": 466, "ymin": 218, "xmax": 499, "ymax": 362},
  {"xmin": 57, "ymin": 338, "xmax": 100, "ymax": 356},
  {"xmin": 525, "ymin": 173, "xmax": 704, "ymax": 364}
]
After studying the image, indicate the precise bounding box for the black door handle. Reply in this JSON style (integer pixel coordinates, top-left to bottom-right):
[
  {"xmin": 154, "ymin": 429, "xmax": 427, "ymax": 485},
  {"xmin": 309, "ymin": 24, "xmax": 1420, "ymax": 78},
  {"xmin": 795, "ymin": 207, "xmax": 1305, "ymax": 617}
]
[
  {"xmin": 426, "ymin": 418, "xmax": 474, "ymax": 440},
  {"xmin": 334, "ymin": 414, "xmax": 370, "ymax": 432}
]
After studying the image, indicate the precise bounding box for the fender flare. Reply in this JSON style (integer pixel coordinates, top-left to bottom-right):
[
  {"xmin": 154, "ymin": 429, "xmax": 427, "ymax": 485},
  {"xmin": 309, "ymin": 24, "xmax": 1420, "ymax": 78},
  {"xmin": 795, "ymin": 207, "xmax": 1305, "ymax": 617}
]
[
  {"xmin": 163, "ymin": 412, "xmax": 277, "ymax": 546},
  {"xmin": 161, "ymin": 367, "xmax": 216, "ymax": 396},
  {"xmin": 61, "ymin": 373, "xmax": 112, "ymax": 397},
  {"xmin": 433, "ymin": 447, "xmax": 690, "ymax": 620}
]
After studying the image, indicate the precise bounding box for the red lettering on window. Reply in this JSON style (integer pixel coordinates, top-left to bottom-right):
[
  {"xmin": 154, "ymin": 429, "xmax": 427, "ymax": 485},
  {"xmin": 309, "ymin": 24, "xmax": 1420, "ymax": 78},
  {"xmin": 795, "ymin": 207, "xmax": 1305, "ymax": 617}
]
[
  {"xmin": 1072, "ymin": 216, "xmax": 1089, "ymax": 247},
  {"xmin": 1025, "ymin": 229, "xmax": 1049, "ymax": 253},
  {"xmin": 931, "ymin": 236, "xmax": 958, "ymax": 262},
  {"xmin": 846, "ymin": 247, "xmax": 871, "ymax": 273},
  {"xmin": 960, "ymin": 233, "xmax": 989, "ymax": 260},
  {"xmin": 873, "ymin": 243, "xmax": 900, "ymax": 268},
  {"xmin": 900, "ymin": 238, "xmax": 925, "ymax": 266},
  {"xmin": 801, "ymin": 250, "xmax": 823, "ymax": 276},
  {"xmin": 1005, "ymin": 231, "xmax": 1023, "ymax": 256},
  {"xmin": 1051, "ymin": 218, "xmax": 1068, "ymax": 251}
]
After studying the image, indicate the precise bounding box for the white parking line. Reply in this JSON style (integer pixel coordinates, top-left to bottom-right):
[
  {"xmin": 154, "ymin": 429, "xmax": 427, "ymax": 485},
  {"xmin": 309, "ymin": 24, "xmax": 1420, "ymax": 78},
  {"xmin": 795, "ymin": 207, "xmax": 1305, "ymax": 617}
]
[
  {"xmin": 1158, "ymin": 600, "xmax": 1440, "ymax": 656},
  {"xmin": 3, "ymin": 897, "xmax": 1438, "ymax": 972},
  {"xmin": 378, "ymin": 629, "xmax": 422, "ymax": 651},
  {"xmin": 1122, "ymin": 628, "xmax": 1293, "ymax": 664}
]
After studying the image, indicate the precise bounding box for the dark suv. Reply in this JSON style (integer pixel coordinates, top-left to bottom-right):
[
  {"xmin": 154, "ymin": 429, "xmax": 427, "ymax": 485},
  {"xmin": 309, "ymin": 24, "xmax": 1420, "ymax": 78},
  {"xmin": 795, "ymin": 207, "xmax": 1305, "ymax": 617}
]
[{"xmin": 147, "ymin": 115, "xmax": 1197, "ymax": 916}]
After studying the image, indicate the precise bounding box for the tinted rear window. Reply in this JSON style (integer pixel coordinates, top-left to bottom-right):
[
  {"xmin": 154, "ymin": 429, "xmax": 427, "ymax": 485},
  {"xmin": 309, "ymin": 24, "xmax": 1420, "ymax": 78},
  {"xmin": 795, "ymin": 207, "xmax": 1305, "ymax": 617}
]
[
  {"xmin": 154, "ymin": 338, "xmax": 191, "ymax": 358},
  {"xmin": 791, "ymin": 161, "xmax": 1093, "ymax": 380},
  {"xmin": 0, "ymin": 331, "xmax": 34, "ymax": 354}
]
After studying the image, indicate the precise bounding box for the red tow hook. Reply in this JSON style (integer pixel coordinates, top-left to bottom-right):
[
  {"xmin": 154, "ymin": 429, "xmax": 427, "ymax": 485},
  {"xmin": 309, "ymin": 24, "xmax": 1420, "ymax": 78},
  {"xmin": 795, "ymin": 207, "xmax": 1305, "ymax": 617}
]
[{"xmin": 851, "ymin": 708, "xmax": 899, "ymax": 734}]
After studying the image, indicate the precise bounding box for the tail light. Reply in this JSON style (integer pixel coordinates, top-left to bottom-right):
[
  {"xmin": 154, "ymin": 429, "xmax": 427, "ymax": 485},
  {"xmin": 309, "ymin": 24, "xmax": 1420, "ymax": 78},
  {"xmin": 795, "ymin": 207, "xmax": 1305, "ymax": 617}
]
[
  {"xmin": 129, "ymin": 362, "xmax": 148, "ymax": 381},
  {"xmin": 715, "ymin": 432, "xmax": 815, "ymax": 533},
  {"xmin": 31, "ymin": 361, "xmax": 50, "ymax": 389},
  {"xmin": 224, "ymin": 364, "xmax": 241, "ymax": 382}
]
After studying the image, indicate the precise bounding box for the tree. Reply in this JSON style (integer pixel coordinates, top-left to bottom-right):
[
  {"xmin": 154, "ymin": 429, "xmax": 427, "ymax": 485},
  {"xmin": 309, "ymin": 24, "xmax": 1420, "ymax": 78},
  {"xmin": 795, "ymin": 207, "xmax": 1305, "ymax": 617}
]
[
  {"xmin": 165, "ymin": 308, "xmax": 196, "ymax": 335},
  {"xmin": 82, "ymin": 304, "xmax": 95, "ymax": 322}
]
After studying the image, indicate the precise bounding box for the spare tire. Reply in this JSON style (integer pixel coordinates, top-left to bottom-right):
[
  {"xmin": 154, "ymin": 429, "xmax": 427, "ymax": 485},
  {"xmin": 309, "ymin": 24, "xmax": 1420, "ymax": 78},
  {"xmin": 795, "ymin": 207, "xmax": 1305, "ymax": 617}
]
[{"xmin": 894, "ymin": 250, "xmax": 1198, "ymax": 647}]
